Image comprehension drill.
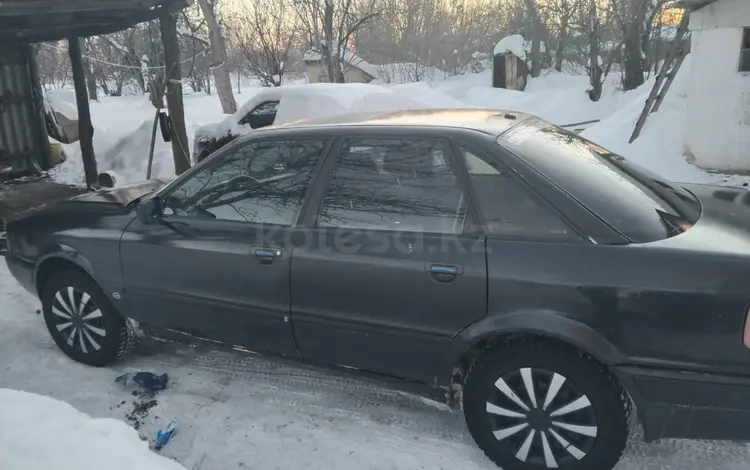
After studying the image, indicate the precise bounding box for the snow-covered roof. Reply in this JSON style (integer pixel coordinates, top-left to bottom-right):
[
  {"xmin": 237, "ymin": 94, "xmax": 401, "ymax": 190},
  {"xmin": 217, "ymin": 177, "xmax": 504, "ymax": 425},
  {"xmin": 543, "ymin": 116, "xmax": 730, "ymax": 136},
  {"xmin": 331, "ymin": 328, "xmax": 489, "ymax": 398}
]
[
  {"xmin": 195, "ymin": 83, "xmax": 440, "ymax": 139},
  {"xmin": 493, "ymin": 34, "xmax": 546, "ymax": 61},
  {"xmin": 302, "ymin": 48, "xmax": 380, "ymax": 79}
]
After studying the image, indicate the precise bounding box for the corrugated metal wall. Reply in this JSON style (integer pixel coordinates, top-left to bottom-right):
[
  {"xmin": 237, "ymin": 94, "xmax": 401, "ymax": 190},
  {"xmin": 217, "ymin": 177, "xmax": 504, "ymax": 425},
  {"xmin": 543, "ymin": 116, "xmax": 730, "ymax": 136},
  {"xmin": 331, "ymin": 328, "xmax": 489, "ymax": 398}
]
[{"xmin": 0, "ymin": 42, "xmax": 41, "ymax": 174}]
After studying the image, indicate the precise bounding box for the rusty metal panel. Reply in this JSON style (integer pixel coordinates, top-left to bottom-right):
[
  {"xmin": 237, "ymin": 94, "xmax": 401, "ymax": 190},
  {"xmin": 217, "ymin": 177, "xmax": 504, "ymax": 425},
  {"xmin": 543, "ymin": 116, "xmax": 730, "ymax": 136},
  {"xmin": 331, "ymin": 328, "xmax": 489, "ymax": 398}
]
[{"xmin": 0, "ymin": 41, "xmax": 40, "ymax": 175}]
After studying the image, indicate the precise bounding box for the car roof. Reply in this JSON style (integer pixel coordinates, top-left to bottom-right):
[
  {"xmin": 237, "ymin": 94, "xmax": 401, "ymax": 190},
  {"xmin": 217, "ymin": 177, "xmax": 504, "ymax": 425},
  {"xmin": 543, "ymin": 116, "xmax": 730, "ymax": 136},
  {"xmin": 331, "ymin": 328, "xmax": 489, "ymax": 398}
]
[{"xmin": 270, "ymin": 109, "xmax": 533, "ymax": 136}]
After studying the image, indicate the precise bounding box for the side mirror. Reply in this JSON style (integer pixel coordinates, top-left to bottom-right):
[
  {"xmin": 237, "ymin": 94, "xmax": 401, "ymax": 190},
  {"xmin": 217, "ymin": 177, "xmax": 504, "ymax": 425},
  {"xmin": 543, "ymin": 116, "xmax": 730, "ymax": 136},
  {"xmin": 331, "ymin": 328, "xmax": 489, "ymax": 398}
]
[{"xmin": 136, "ymin": 195, "xmax": 162, "ymax": 224}]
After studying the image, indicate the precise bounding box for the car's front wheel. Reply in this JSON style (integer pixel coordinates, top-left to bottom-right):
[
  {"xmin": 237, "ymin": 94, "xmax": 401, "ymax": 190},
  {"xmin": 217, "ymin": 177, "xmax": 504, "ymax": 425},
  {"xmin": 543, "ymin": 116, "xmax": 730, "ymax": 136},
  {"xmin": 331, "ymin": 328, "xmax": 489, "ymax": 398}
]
[
  {"xmin": 41, "ymin": 270, "xmax": 135, "ymax": 367},
  {"xmin": 463, "ymin": 339, "xmax": 629, "ymax": 470}
]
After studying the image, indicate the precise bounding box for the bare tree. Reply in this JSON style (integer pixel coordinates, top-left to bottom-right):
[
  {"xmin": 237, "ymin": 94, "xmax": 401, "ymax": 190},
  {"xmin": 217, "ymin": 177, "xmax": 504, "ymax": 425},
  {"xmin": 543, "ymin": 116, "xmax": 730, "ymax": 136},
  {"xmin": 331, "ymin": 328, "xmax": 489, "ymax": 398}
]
[
  {"xmin": 588, "ymin": 0, "xmax": 603, "ymax": 101},
  {"xmin": 197, "ymin": 0, "xmax": 237, "ymax": 113},
  {"xmin": 550, "ymin": 0, "xmax": 574, "ymax": 72},
  {"xmin": 36, "ymin": 43, "xmax": 71, "ymax": 89},
  {"xmin": 611, "ymin": 0, "xmax": 666, "ymax": 90},
  {"xmin": 523, "ymin": 0, "xmax": 543, "ymax": 77},
  {"xmin": 231, "ymin": 0, "xmax": 297, "ymax": 87},
  {"xmin": 294, "ymin": 0, "xmax": 379, "ymax": 83}
]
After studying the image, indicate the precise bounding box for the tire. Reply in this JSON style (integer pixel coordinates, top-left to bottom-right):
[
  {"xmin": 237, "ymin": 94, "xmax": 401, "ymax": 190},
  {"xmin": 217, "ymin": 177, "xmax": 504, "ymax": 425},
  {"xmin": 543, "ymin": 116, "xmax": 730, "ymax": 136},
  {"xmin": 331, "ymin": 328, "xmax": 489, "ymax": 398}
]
[
  {"xmin": 463, "ymin": 339, "xmax": 629, "ymax": 470},
  {"xmin": 41, "ymin": 270, "xmax": 135, "ymax": 367}
]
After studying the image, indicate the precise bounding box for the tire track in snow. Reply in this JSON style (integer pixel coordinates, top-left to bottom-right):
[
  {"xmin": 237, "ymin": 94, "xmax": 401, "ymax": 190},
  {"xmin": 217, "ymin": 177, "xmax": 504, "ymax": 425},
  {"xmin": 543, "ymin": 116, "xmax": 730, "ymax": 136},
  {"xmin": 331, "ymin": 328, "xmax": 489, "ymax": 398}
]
[{"xmin": 134, "ymin": 342, "xmax": 470, "ymax": 443}]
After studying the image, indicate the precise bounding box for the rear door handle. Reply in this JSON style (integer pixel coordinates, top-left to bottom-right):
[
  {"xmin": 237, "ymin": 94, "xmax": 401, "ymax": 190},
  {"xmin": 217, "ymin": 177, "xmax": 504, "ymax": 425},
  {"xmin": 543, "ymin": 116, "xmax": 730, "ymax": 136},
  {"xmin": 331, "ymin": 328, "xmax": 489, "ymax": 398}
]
[
  {"xmin": 426, "ymin": 263, "xmax": 463, "ymax": 282},
  {"xmin": 253, "ymin": 247, "xmax": 282, "ymax": 265}
]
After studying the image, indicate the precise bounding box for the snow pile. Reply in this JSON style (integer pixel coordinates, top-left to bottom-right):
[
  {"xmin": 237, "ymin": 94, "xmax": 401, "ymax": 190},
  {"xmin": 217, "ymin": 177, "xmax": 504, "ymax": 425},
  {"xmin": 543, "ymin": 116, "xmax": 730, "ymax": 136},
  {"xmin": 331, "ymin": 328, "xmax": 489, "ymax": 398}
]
[
  {"xmin": 579, "ymin": 56, "xmax": 723, "ymax": 183},
  {"xmin": 51, "ymin": 53, "xmax": 750, "ymax": 188},
  {"xmin": 0, "ymin": 389, "xmax": 187, "ymax": 470},
  {"xmin": 54, "ymin": 93, "xmax": 227, "ymax": 185},
  {"xmin": 458, "ymin": 70, "xmax": 624, "ymax": 125},
  {"xmin": 375, "ymin": 63, "xmax": 448, "ymax": 84},
  {"xmin": 44, "ymin": 89, "xmax": 78, "ymax": 119}
]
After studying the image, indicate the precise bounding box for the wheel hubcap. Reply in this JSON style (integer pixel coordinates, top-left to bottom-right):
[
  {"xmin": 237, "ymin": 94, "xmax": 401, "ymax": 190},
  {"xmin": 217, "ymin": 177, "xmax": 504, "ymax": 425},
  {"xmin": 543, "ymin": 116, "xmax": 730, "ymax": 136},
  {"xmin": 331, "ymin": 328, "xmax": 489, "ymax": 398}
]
[
  {"xmin": 50, "ymin": 287, "xmax": 105, "ymax": 354},
  {"xmin": 485, "ymin": 367, "xmax": 597, "ymax": 468}
]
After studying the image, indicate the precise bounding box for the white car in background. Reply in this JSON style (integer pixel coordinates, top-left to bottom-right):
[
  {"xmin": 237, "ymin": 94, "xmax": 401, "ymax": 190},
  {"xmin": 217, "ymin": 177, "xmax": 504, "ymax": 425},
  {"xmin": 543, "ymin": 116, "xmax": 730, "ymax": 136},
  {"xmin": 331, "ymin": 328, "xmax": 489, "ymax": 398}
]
[{"xmin": 191, "ymin": 83, "xmax": 447, "ymax": 163}]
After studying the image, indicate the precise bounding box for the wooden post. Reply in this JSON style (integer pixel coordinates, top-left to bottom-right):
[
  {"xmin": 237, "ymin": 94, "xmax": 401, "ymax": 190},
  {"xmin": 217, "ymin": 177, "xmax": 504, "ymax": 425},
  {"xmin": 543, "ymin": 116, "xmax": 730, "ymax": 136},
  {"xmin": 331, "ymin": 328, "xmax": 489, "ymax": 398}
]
[
  {"xmin": 68, "ymin": 36, "xmax": 98, "ymax": 186},
  {"xmin": 159, "ymin": 10, "xmax": 191, "ymax": 175}
]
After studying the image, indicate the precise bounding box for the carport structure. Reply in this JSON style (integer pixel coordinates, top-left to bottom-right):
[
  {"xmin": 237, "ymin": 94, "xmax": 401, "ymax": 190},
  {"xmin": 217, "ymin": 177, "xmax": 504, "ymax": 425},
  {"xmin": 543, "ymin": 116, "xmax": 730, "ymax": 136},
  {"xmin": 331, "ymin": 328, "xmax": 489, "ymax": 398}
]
[{"xmin": 0, "ymin": 0, "xmax": 192, "ymax": 186}]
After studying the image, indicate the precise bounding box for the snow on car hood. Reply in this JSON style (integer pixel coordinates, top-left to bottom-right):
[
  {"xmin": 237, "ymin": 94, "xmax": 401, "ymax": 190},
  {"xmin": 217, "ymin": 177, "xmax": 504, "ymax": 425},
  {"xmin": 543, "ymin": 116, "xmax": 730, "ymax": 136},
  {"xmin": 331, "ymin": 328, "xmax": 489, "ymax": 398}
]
[{"xmin": 194, "ymin": 83, "xmax": 444, "ymax": 140}]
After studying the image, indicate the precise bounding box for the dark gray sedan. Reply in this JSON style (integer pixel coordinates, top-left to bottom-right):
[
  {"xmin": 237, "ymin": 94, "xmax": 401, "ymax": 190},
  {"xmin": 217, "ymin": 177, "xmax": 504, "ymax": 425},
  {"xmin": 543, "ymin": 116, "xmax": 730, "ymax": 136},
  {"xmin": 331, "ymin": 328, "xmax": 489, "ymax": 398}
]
[{"xmin": 6, "ymin": 109, "xmax": 750, "ymax": 470}]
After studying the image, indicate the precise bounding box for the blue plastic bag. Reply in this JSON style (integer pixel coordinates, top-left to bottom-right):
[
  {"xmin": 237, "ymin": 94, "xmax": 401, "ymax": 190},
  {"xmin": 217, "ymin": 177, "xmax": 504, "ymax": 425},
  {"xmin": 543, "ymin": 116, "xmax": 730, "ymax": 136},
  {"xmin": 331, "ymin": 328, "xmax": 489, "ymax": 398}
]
[
  {"xmin": 155, "ymin": 420, "xmax": 177, "ymax": 449},
  {"xmin": 115, "ymin": 372, "xmax": 169, "ymax": 392}
]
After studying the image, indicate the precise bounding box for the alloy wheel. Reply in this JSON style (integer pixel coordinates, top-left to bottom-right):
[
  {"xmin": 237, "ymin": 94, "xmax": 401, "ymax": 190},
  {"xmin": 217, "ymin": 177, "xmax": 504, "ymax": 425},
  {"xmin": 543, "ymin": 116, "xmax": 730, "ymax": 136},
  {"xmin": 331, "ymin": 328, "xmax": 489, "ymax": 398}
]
[
  {"xmin": 485, "ymin": 367, "xmax": 598, "ymax": 468},
  {"xmin": 49, "ymin": 286, "xmax": 106, "ymax": 354}
]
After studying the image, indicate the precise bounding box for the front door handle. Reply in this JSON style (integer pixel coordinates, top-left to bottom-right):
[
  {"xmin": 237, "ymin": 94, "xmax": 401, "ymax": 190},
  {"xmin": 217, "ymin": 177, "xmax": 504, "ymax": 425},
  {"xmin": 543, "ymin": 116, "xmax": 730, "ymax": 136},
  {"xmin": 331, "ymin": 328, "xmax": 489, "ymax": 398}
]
[
  {"xmin": 426, "ymin": 263, "xmax": 463, "ymax": 283},
  {"xmin": 253, "ymin": 247, "xmax": 282, "ymax": 265}
]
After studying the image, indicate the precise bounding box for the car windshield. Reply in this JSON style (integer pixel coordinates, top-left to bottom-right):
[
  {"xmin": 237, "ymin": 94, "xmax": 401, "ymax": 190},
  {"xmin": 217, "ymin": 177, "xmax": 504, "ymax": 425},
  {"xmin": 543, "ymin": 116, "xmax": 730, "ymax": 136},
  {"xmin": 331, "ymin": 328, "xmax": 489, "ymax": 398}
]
[{"xmin": 496, "ymin": 118, "xmax": 701, "ymax": 243}]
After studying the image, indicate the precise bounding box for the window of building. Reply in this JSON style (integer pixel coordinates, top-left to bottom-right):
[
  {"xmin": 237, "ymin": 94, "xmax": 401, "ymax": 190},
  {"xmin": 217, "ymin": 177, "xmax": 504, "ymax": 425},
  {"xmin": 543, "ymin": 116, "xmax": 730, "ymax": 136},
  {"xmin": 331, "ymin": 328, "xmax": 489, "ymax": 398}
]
[
  {"xmin": 318, "ymin": 138, "xmax": 467, "ymax": 234},
  {"xmin": 741, "ymin": 28, "xmax": 750, "ymax": 72}
]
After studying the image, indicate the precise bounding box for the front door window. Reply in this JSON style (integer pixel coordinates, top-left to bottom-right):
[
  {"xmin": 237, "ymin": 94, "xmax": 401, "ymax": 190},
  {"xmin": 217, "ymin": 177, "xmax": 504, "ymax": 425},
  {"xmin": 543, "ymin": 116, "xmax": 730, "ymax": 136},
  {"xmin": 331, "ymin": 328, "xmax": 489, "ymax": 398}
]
[{"xmin": 164, "ymin": 139, "xmax": 328, "ymax": 226}]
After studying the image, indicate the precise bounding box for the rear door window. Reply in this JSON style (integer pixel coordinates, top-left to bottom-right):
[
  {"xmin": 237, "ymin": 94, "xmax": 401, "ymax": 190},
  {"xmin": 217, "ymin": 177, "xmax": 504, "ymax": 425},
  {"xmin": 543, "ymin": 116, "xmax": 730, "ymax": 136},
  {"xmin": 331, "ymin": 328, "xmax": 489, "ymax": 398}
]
[
  {"xmin": 318, "ymin": 138, "xmax": 467, "ymax": 234},
  {"xmin": 459, "ymin": 145, "xmax": 577, "ymax": 240}
]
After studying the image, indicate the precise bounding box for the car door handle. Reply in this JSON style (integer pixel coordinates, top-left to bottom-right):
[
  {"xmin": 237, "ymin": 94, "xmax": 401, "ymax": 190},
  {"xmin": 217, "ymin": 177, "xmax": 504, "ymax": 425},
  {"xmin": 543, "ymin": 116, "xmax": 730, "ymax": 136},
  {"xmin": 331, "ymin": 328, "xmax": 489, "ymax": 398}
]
[
  {"xmin": 426, "ymin": 263, "xmax": 463, "ymax": 283},
  {"xmin": 253, "ymin": 247, "xmax": 282, "ymax": 265}
]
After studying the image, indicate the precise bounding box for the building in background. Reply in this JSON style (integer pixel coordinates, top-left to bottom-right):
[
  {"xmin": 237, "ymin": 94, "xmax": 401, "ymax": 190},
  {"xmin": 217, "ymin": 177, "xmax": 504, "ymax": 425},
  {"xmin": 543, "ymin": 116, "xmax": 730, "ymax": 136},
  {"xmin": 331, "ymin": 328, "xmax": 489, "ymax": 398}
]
[
  {"xmin": 303, "ymin": 48, "xmax": 378, "ymax": 84},
  {"xmin": 678, "ymin": 0, "xmax": 750, "ymax": 172}
]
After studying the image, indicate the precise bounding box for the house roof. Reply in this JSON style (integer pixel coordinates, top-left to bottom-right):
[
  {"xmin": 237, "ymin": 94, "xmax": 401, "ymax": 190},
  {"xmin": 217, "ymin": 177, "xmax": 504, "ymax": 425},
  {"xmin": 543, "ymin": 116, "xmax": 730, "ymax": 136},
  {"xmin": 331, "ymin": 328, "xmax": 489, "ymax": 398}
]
[
  {"xmin": 302, "ymin": 48, "xmax": 380, "ymax": 79},
  {"xmin": 673, "ymin": 0, "xmax": 720, "ymax": 9},
  {"xmin": 0, "ymin": 0, "xmax": 190, "ymax": 42}
]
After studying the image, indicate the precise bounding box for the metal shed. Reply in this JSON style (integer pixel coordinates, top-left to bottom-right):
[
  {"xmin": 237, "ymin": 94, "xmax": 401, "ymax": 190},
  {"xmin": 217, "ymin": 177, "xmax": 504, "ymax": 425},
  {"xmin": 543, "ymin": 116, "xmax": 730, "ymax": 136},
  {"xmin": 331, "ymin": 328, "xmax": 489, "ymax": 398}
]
[
  {"xmin": 0, "ymin": 0, "xmax": 192, "ymax": 185},
  {"xmin": 0, "ymin": 41, "xmax": 49, "ymax": 177}
]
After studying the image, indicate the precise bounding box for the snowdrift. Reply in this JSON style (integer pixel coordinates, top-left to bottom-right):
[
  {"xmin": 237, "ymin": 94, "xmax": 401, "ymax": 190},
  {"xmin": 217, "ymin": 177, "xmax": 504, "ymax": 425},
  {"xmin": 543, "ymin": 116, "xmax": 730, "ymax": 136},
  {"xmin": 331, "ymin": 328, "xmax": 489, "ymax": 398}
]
[
  {"xmin": 52, "ymin": 55, "xmax": 750, "ymax": 188},
  {"xmin": 0, "ymin": 389, "xmax": 187, "ymax": 470}
]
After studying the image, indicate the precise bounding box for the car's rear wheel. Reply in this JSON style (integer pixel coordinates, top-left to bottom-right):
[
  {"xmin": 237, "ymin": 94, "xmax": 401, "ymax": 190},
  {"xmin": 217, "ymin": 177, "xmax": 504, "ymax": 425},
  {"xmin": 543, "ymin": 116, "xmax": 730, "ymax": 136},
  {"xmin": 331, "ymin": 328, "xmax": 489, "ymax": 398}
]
[
  {"xmin": 41, "ymin": 270, "xmax": 135, "ymax": 367},
  {"xmin": 463, "ymin": 339, "xmax": 629, "ymax": 470}
]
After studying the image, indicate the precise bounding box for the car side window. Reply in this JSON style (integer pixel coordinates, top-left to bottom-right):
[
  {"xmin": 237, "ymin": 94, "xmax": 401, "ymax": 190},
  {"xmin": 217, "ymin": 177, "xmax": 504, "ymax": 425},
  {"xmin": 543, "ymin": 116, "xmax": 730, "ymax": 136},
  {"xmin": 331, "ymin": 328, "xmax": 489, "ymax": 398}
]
[
  {"xmin": 460, "ymin": 145, "xmax": 577, "ymax": 239},
  {"xmin": 318, "ymin": 138, "xmax": 467, "ymax": 234},
  {"xmin": 163, "ymin": 139, "xmax": 327, "ymax": 226},
  {"xmin": 238, "ymin": 101, "xmax": 279, "ymax": 129}
]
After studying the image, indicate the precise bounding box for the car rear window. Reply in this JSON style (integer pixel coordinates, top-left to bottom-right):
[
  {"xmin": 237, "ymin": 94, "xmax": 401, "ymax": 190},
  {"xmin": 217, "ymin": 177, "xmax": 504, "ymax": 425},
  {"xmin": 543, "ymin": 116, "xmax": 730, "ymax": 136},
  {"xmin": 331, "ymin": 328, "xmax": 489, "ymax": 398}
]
[{"xmin": 496, "ymin": 118, "xmax": 701, "ymax": 243}]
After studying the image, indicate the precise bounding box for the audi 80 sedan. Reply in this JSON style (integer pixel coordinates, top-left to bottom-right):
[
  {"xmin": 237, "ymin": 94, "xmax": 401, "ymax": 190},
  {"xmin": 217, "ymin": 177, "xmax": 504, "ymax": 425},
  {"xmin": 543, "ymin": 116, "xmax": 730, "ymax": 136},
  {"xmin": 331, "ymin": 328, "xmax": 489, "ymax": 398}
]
[{"xmin": 6, "ymin": 109, "xmax": 750, "ymax": 470}]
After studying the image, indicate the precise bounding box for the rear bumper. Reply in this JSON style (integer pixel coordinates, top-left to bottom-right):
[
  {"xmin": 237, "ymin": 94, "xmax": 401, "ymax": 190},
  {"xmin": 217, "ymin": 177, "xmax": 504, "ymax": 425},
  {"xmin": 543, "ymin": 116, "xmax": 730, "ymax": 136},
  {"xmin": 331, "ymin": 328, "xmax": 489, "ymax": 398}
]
[
  {"xmin": 616, "ymin": 365, "xmax": 750, "ymax": 442},
  {"xmin": 5, "ymin": 253, "xmax": 36, "ymax": 294}
]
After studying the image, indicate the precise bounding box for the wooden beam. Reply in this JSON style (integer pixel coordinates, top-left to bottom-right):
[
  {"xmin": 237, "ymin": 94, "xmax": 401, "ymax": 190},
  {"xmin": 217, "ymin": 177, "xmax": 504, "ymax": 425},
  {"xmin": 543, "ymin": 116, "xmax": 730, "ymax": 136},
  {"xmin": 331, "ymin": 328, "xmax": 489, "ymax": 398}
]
[
  {"xmin": 0, "ymin": 0, "xmax": 171, "ymax": 17},
  {"xmin": 68, "ymin": 36, "xmax": 98, "ymax": 186},
  {"xmin": 2, "ymin": 0, "xmax": 191, "ymax": 42},
  {"xmin": 159, "ymin": 10, "xmax": 191, "ymax": 175}
]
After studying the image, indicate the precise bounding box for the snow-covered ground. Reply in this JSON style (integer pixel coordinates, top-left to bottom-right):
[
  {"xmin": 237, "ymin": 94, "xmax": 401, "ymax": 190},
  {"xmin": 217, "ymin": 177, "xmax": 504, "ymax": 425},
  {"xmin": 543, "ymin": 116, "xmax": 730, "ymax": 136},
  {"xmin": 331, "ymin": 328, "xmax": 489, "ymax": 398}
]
[
  {"xmin": 0, "ymin": 389, "xmax": 187, "ymax": 470},
  {"xmin": 7, "ymin": 60, "xmax": 750, "ymax": 469}
]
